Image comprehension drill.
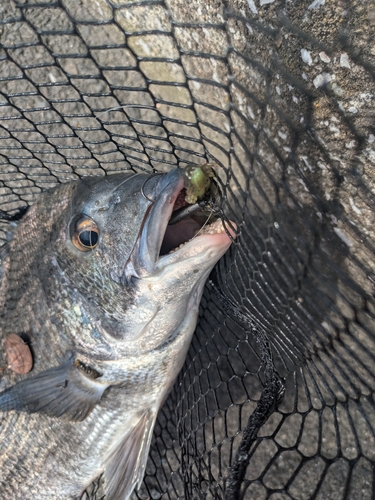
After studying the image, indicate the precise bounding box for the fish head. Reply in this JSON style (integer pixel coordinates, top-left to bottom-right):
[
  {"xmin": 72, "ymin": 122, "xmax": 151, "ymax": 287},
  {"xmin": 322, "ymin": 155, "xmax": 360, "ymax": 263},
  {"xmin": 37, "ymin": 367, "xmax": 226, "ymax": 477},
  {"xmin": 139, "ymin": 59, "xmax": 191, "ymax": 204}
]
[{"xmin": 50, "ymin": 169, "xmax": 235, "ymax": 350}]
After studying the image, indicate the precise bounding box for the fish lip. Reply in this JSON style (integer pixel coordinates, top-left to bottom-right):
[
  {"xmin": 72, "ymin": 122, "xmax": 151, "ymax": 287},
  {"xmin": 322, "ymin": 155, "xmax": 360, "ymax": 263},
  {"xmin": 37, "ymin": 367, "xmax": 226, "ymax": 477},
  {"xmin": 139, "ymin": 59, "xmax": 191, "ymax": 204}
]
[
  {"xmin": 156, "ymin": 221, "xmax": 236, "ymax": 272},
  {"xmin": 126, "ymin": 169, "xmax": 235, "ymax": 279}
]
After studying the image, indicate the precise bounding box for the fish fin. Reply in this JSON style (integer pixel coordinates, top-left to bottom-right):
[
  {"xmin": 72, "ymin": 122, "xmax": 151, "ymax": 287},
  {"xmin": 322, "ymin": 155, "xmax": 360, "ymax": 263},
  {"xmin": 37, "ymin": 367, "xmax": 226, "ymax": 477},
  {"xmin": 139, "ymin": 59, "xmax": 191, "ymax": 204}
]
[
  {"xmin": 104, "ymin": 408, "xmax": 157, "ymax": 500},
  {"xmin": 0, "ymin": 359, "xmax": 107, "ymax": 421}
]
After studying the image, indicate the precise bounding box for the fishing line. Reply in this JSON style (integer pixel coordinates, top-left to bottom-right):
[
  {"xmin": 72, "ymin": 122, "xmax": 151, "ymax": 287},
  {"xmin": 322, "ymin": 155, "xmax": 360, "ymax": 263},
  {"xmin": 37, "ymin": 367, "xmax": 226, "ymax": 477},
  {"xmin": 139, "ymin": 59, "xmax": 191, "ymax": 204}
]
[
  {"xmin": 111, "ymin": 173, "xmax": 142, "ymax": 196},
  {"xmin": 95, "ymin": 104, "xmax": 158, "ymax": 119},
  {"xmin": 188, "ymin": 211, "xmax": 214, "ymax": 241}
]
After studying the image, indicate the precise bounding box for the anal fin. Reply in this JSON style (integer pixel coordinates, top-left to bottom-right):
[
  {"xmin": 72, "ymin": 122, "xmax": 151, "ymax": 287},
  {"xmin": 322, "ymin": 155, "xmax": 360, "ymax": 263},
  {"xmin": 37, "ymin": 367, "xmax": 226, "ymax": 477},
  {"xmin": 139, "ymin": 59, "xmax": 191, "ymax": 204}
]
[{"xmin": 104, "ymin": 408, "xmax": 157, "ymax": 500}]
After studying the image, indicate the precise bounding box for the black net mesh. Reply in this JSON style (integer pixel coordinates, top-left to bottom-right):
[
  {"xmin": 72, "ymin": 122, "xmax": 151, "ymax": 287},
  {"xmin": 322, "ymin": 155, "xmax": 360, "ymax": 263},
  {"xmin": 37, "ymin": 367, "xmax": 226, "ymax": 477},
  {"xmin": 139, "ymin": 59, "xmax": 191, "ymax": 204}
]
[{"xmin": 1, "ymin": 0, "xmax": 375, "ymax": 498}]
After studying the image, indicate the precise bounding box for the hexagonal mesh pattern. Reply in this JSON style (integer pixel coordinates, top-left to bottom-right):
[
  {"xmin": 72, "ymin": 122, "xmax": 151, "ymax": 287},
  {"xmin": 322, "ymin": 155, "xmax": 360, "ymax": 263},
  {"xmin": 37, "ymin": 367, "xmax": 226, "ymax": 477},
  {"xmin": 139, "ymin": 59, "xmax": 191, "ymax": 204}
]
[{"xmin": 1, "ymin": 0, "xmax": 375, "ymax": 499}]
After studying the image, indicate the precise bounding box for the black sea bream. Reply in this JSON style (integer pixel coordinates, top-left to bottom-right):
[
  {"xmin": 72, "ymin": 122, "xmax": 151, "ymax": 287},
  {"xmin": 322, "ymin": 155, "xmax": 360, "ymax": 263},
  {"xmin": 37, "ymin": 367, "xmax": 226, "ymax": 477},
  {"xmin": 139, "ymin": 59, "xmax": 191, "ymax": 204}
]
[{"xmin": 0, "ymin": 168, "xmax": 235, "ymax": 499}]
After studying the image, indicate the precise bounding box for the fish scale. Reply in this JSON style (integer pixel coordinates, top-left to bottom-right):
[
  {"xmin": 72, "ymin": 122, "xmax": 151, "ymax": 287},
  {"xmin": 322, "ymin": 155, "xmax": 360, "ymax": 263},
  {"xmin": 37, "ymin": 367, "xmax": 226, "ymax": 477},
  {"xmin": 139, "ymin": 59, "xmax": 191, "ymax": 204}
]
[{"xmin": 0, "ymin": 169, "xmax": 235, "ymax": 499}]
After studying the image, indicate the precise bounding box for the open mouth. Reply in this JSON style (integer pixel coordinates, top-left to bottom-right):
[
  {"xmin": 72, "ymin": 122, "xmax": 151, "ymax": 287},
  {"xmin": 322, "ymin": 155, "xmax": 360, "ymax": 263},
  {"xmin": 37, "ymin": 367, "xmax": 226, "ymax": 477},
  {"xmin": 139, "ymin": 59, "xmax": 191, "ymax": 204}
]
[
  {"xmin": 129, "ymin": 169, "xmax": 234, "ymax": 278},
  {"xmin": 160, "ymin": 187, "xmax": 213, "ymax": 255}
]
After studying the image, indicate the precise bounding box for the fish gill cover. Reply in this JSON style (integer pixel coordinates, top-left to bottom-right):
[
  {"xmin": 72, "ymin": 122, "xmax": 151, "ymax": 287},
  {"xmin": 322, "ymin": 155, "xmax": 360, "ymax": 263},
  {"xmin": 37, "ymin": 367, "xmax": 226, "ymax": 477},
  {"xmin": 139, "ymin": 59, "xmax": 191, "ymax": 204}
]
[{"xmin": 0, "ymin": 0, "xmax": 375, "ymax": 499}]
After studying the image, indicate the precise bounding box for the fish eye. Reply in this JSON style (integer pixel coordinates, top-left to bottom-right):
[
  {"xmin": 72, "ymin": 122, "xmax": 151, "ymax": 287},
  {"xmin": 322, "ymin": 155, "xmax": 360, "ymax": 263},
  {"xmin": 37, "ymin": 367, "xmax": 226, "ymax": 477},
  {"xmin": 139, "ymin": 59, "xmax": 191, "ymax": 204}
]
[{"xmin": 71, "ymin": 216, "xmax": 99, "ymax": 252}]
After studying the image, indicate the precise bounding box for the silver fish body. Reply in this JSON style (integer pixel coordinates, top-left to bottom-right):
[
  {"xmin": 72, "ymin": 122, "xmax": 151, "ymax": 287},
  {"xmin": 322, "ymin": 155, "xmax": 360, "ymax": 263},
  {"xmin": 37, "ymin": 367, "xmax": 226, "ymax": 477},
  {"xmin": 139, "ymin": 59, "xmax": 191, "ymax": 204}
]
[{"xmin": 0, "ymin": 169, "xmax": 234, "ymax": 499}]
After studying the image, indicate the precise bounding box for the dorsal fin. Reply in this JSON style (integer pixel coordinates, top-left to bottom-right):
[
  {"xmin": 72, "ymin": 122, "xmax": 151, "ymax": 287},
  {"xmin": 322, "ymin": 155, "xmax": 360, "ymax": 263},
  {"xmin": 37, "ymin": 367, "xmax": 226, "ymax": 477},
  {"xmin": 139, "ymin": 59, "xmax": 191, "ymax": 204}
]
[{"xmin": 104, "ymin": 408, "xmax": 157, "ymax": 500}]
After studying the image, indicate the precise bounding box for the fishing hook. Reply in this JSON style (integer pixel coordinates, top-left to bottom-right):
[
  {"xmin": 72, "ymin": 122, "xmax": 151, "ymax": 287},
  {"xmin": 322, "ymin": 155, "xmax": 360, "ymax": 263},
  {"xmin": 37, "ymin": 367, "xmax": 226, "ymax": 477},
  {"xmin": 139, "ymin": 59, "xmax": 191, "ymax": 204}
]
[{"xmin": 140, "ymin": 173, "xmax": 163, "ymax": 203}]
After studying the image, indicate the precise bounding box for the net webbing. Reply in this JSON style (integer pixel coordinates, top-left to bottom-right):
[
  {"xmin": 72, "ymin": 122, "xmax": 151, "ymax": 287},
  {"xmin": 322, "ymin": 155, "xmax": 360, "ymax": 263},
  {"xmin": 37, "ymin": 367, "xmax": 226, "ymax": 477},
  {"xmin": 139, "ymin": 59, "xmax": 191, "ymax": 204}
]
[{"xmin": 1, "ymin": 1, "xmax": 375, "ymax": 499}]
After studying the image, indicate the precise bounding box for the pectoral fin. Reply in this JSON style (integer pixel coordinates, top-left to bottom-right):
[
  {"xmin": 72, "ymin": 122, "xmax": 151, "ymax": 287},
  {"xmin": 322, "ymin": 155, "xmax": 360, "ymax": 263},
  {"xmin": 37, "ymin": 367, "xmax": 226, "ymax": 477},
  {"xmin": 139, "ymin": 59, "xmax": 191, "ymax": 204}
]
[
  {"xmin": 104, "ymin": 408, "xmax": 157, "ymax": 500},
  {"xmin": 0, "ymin": 359, "xmax": 107, "ymax": 421}
]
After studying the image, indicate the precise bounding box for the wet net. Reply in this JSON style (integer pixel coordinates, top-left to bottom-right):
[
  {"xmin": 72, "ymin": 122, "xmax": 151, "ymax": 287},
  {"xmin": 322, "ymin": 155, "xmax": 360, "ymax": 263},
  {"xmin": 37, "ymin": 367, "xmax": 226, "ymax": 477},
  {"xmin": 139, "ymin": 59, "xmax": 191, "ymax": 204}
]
[{"xmin": 1, "ymin": 0, "xmax": 375, "ymax": 498}]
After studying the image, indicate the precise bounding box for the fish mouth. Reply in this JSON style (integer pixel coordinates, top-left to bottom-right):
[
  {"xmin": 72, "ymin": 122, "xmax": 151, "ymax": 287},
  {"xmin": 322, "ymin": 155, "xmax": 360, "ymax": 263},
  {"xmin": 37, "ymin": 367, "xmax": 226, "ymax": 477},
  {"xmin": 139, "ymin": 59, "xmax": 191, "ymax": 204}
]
[{"xmin": 128, "ymin": 169, "xmax": 236, "ymax": 278}]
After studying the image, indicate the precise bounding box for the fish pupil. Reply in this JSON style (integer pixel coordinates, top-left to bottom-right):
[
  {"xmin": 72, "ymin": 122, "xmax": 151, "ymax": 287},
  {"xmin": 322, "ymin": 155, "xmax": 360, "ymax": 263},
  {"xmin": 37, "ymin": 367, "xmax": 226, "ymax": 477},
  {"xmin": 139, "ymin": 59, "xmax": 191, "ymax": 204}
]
[{"xmin": 79, "ymin": 230, "xmax": 98, "ymax": 248}]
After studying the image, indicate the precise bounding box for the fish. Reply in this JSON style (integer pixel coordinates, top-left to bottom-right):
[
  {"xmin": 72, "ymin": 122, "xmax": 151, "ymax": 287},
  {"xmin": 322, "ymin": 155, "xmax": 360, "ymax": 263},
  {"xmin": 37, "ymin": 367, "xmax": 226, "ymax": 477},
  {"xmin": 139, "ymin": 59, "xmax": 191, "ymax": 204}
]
[{"xmin": 0, "ymin": 168, "xmax": 235, "ymax": 500}]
